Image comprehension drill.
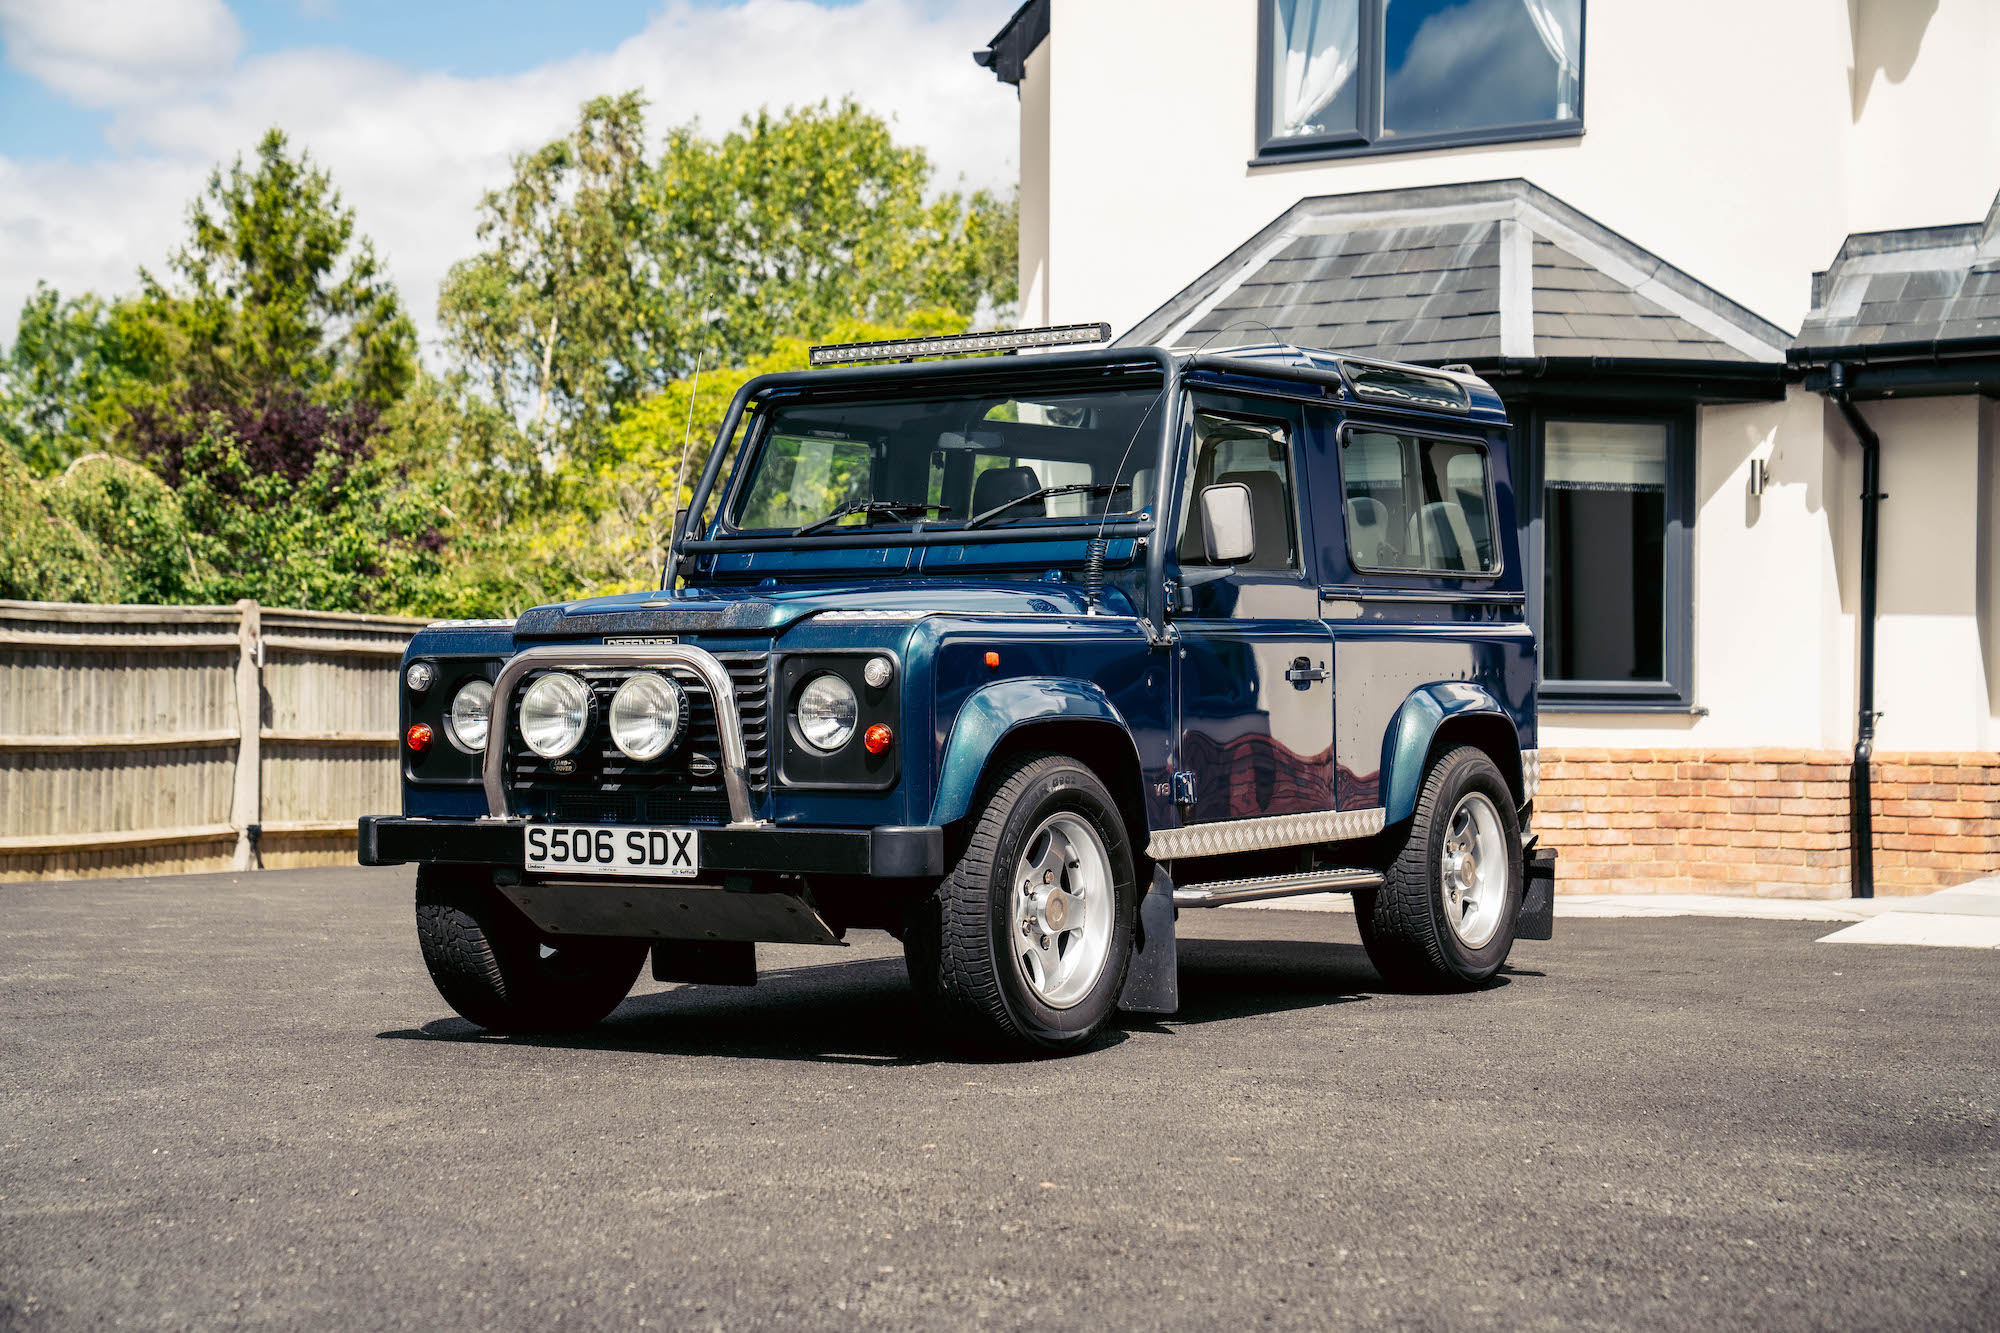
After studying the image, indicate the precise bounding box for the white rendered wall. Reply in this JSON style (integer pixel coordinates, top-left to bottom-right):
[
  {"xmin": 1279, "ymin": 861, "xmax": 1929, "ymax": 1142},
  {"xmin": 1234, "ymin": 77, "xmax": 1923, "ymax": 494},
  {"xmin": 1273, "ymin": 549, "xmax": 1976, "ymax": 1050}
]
[
  {"xmin": 1017, "ymin": 40, "xmax": 1053, "ymax": 327},
  {"xmin": 1865, "ymin": 397, "xmax": 1991, "ymax": 753},
  {"xmin": 1037, "ymin": 0, "xmax": 1999, "ymax": 341}
]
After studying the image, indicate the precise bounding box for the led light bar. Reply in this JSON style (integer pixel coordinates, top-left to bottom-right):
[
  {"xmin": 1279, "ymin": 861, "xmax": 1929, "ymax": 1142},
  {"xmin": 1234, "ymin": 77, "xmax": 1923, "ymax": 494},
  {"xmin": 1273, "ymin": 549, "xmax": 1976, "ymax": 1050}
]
[{"xmin": 808, "ymin": 322, "xmax": 1113, "ymax": 367}]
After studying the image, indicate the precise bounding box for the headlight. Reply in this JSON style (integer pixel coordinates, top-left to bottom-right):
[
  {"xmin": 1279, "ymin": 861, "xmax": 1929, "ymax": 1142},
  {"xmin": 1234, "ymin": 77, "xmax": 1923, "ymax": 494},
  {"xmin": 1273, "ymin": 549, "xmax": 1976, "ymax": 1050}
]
[
  {"xmin": 445, "ymin": 679, "xmax": 493, "ymax": 753},
  {"xmin": 519, "ymin": 672, "xmax": 591, "ymax": 758},
  {"xmin": 609, "ymin": 672, "xmax": 683, "ymax": 761},
  {"xmin": 795, "ymin": 673, "xmax": 858, "ymax": 752}
]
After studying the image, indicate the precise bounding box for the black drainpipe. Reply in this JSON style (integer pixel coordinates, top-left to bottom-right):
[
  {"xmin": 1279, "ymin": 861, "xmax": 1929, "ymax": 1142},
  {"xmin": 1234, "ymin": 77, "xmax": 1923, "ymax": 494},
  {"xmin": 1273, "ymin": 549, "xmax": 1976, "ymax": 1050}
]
[{"xmin": 1826, "ymin": 362, "xmax": 1880, "ymax": 899}]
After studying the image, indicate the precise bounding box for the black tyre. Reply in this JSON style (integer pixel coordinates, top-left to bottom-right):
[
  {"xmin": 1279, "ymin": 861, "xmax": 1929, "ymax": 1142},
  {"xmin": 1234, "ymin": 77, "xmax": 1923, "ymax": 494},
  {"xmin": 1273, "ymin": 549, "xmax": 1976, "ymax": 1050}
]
[
  {"xmin": 1355, "ymin": 746, "xmax": 1523, "ymax": 990},
  {"xmin": 414, "ymin": 865, "xmax": 648, "ymax": 1034},
  {"xmin": 905, "ymin": 753, "xmax": 1137, "ymax": 1054}
]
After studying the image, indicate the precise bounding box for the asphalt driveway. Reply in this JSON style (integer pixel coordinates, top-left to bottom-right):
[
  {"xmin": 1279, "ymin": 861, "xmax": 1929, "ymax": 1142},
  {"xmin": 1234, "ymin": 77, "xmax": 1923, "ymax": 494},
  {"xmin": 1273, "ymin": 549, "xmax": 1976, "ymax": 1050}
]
[{"xmin": 2, "ymin": 866, "xmax": 1996, "ymax": 1330}]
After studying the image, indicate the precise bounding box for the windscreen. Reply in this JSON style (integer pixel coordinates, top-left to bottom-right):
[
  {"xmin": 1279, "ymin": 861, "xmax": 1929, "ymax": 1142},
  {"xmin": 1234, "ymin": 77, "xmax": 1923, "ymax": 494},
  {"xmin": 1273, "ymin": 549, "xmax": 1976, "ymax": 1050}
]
[{"xmin": 728, "ymin": 382, "xmax": 1164, "ymax": 536}]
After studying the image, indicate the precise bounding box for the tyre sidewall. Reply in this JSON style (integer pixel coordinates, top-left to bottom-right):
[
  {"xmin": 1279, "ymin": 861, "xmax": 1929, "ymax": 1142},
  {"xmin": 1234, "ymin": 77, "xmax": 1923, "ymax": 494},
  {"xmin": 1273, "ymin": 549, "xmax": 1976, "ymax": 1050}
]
[
  {"xmin": 982, "ymin": 764, "xmax": 1136, "ymax": 1044},
  {"xmin": 1421, "ymin": 752, "xmax": 1523, "ymax": 979}
]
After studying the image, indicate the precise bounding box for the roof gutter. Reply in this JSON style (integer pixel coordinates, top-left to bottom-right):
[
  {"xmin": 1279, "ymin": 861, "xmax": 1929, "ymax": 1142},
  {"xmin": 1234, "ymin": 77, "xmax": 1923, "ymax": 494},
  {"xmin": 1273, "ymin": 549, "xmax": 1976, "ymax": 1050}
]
[
  {"xmin": 1793, "ymin": 336, "xmax": 2000, "ymax": 399},
  {"xmin": 1824, "ymin": 362, "xmax": 1882, "ymax": 900}
]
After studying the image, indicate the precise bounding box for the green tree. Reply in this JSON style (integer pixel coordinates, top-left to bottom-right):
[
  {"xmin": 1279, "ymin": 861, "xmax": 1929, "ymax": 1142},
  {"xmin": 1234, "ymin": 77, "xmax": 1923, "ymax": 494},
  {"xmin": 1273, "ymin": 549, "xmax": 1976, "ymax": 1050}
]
[
  {"xmin": 136, "ymin": 127, "xmax": 417, "ymax": 408},
  {"xmin": 648, "ymin": 100, "xmax": 1018, "ymax": 374},
  {"xmin": 438, "ymin": 93, "xmax": 655, "ymax": 474},
  {"xmin": 437, "ymin": 96, "xmax": 1020, "ymax": 477},
  {"xmin": 0, "ymin": 285, "xmax": 150, "ymax": 475}
]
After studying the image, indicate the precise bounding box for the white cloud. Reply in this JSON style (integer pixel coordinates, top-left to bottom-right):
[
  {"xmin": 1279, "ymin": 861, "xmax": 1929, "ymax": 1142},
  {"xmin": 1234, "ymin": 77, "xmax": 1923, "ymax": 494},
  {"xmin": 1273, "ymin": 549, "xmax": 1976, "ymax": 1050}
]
[
  {"xmin": 0, "ymin": 0, "xmax": 244, "ymax": 105},
  {"xmin": 0, "ymin": 0, "xmax": 1022, "ymax": 356}
]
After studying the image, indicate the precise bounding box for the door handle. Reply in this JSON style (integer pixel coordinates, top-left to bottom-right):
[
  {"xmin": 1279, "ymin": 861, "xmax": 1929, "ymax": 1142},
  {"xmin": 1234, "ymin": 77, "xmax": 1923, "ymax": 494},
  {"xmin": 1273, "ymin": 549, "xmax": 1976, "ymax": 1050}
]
[{"xmin": 1286, "ymin": 657, "xmax": 1329, "ymax": 687}]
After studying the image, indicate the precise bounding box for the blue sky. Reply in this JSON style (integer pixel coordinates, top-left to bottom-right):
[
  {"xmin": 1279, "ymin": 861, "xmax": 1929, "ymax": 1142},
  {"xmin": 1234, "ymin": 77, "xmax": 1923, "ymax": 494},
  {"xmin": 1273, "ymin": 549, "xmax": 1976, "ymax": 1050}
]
[{"xmin": 0, "ymin": 0, "xmax": 1020, "ymax": 346}]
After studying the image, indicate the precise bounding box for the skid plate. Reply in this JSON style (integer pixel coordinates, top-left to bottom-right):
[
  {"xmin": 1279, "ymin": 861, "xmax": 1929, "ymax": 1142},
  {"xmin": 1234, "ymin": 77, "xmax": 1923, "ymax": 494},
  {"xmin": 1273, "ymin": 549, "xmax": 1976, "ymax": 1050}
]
[{"xmin": 500, "ymin": 880, "xmax": 842, "ymax": 946}]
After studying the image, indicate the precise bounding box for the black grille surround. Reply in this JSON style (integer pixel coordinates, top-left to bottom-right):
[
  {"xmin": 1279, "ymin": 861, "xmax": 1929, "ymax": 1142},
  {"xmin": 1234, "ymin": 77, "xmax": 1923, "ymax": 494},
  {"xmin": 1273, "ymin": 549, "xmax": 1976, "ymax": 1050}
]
[{"xmin": 506, "ymin": 653, "xmax": 769, "ymax": 827}]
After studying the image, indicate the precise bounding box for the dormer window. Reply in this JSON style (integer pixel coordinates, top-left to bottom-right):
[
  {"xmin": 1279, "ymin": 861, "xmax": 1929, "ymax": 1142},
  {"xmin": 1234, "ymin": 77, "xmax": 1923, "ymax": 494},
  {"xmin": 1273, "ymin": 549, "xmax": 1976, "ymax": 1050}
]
[{"xmin": 1258, "ymin": 0, "xmax": 1584, "ymax": 162}]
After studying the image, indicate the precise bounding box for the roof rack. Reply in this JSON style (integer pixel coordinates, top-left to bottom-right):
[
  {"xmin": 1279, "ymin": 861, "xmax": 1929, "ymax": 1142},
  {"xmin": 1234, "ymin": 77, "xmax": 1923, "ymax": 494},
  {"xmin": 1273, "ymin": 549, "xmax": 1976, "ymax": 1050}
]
[{"xmin": 807, "ymin": 322, "xmax": 1112, "ymax": 367}]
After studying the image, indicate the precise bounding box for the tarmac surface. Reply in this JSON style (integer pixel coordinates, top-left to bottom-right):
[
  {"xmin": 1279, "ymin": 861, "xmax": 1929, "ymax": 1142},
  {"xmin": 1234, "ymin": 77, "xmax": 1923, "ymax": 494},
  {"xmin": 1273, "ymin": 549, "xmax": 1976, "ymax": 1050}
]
[{"xmin": 3, "ymin": 865, "xmax": 1997, "ymax": 1331}]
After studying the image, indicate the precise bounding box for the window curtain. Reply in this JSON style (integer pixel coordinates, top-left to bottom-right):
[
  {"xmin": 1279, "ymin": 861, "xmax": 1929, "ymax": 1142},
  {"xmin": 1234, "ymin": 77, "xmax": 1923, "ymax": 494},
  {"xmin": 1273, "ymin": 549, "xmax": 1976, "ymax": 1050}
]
[
  {"xmin": 1544, "ymin": 422, "xmax": 1665, "ymax": 493},
  {"xmin": 1277, "ymin": 0, "xmax": 1360, "ymax": 136},
  {"xmin": 1519, "ymin": 0, "xmax": 1581, "ymax": 118}
]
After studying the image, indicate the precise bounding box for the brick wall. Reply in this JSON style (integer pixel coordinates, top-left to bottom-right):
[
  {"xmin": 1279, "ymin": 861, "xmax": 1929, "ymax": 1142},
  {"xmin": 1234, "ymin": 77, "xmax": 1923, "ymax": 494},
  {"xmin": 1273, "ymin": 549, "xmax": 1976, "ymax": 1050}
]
[{"xmin": 1533, "ymin": 749, "xmax": 2000, "ymax": 898}]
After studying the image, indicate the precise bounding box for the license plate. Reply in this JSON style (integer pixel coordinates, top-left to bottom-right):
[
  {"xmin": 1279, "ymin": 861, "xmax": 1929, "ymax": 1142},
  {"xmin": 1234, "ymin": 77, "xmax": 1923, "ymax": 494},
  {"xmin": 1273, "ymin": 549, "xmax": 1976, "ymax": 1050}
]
[{"xmin": 523, "ymin": 824, "xmax": 699, "ymax": 878}]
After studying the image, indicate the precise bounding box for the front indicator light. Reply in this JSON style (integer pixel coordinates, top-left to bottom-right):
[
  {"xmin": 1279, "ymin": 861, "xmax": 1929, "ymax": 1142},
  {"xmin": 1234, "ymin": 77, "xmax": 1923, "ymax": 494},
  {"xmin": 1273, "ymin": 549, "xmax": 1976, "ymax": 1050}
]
[
  {"xmin": 862, "ymin": 656, "xmax": 893, "ymax": 689},
  {"xmin": 405, "ymin": 661, "xmax": 436, "ymax": 693},
  {"xmin": 520, "ymin": 671, "xmax": 591, "ymax": 758},
  {"xmin": 406, "ymin": 722, "xmax": 433, "ymax": 753},
  {"xmin": 796, "ymin": 673, "xmax": 858, "ymax": 752},
  {"xmin": 864, "ymin": 723, "xmax": 893, "ymax": 755}
]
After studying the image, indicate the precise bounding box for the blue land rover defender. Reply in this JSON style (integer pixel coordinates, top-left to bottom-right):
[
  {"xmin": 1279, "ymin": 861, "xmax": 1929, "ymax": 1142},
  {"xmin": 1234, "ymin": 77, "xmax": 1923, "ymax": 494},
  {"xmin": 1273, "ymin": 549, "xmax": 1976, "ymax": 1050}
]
[{"xmin": 361, "ymin": 324, "xmax": 1553, "ymax": 1053}]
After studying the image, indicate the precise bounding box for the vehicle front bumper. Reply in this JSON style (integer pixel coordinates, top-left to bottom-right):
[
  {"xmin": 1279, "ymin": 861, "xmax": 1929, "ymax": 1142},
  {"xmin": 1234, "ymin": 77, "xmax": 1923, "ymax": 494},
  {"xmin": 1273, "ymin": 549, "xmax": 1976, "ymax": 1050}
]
[{"xmin": 356, "ymin": 816, "xmax": 945, "ymax": 879}]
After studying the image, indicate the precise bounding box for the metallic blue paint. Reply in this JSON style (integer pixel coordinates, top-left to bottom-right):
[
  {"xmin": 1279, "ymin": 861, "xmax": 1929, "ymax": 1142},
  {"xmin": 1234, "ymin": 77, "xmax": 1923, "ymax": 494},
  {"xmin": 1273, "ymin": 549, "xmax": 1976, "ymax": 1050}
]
[
  {"xmin": 928, "ymin": 677, "xmax": 1139, "ymax": 827},
  {"xmin": 1378, "ymin": 680, "xmax": 1527, "ymax": 825}
]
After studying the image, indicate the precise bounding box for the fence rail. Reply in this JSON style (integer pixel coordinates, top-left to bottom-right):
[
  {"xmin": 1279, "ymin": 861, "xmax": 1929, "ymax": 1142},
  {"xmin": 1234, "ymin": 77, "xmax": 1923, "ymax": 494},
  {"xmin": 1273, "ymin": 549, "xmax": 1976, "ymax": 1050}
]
[{"xmin": 0, "ymin": 598, "xmax": 424, "ymax": 882}]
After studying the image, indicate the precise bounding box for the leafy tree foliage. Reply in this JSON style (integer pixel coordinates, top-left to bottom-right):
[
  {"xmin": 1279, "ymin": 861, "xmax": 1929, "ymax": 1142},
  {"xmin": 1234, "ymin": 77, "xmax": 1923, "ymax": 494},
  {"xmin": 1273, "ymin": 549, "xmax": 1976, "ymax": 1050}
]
[
  {"xmin": 134, "ymin": 128, "xmax": 418, "ymax": 409},
  {"xmin": 0, "ymin": 285, "xmax": 148, "ymax": 475},
  {"xmin": 438, "ymin": 93, "xmax": 656, "ymax": 474},
  {"xmin": 3, "ymin": 95, "xmax": 1020, "ymax": 617},
  {"xmin": 439, "ymin": 96, "xmax": 1018, "ymax": 474}
]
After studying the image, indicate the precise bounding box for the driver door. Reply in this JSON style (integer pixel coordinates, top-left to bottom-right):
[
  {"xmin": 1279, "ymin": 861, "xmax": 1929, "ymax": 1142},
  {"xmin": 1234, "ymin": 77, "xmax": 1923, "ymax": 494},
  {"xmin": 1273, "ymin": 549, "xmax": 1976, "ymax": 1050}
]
[{"xmin": 1171, "ymin": 394, "xmax": 1334, "ymax": 825}]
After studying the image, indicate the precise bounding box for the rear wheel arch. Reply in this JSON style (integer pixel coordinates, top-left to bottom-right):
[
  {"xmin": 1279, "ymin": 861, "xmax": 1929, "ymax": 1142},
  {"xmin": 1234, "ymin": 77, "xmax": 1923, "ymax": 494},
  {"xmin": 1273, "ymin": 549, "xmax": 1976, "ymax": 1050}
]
[
  {"xmin": 1425, "ymin": 712, "xmax": 1524, "ymax": 807},
  {"xmin": 1380, "ymin": 689, "xmax": 1526, "ymax": 824}
]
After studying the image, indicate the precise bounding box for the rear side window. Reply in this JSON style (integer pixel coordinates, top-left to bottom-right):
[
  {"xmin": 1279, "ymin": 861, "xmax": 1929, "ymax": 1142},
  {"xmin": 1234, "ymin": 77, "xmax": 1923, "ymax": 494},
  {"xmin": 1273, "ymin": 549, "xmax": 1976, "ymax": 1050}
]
[{"xmin": 1341, "ymin": 429, "xmax": 1496, "ymax": 575}]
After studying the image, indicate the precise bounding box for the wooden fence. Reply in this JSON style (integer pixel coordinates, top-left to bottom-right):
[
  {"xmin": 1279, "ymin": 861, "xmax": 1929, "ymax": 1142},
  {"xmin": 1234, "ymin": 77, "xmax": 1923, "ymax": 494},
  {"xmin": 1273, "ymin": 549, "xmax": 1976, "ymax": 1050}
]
[{"xmin": 0, "ymin": 599, "xmax": 424, "ymax": 882}]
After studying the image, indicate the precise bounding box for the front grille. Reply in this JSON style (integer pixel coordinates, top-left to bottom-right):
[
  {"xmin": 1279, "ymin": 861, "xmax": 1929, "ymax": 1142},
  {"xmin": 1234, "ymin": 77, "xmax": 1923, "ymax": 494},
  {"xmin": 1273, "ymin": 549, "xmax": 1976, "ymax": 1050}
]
[{"xmin": 506, "ymin": 653, "xmax": 768, "ymax": 826}]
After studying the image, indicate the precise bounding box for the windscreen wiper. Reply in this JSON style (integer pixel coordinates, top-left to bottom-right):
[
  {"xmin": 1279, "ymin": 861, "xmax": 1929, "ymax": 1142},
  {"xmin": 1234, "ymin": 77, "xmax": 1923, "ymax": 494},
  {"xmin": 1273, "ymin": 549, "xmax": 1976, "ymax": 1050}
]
[
  {"xmin": 793, "ymin": 500, "xmax": 950, "ymax": 537},
  {"xmin": 965, "ymin": 481, "xmax": 1129, "ymax": 529}
]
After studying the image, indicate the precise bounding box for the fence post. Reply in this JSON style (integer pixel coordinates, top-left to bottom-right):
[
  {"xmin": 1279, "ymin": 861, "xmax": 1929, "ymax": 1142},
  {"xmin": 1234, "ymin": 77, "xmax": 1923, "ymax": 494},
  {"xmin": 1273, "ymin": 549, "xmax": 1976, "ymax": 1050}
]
[{"xmin": 231, "ymin": 599, "xmax": 263, "ymax": 871}]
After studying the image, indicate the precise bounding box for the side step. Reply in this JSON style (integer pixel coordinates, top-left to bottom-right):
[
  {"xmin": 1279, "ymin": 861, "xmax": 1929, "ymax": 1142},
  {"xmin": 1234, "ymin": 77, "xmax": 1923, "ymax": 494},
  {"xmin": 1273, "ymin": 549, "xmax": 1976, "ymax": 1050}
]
[{"xmin": 1171, "ymin": 866, "xmax": 1383, "ymax": 908}]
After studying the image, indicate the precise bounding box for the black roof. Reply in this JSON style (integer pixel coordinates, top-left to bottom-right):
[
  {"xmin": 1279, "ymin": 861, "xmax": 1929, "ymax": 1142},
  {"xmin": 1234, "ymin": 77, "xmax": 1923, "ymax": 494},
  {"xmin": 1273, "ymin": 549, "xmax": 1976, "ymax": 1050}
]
[{"xmin": 973, "ymin": 0, "xmax": 1048, "ymax": 87}]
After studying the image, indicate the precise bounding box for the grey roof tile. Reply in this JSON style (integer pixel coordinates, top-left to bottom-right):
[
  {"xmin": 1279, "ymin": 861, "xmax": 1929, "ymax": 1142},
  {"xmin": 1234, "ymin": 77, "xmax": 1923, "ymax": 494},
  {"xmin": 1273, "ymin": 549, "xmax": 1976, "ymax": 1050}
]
[{"xmin": 1145, "ymin": 181, "xmax": 1788, "ymax": 364}]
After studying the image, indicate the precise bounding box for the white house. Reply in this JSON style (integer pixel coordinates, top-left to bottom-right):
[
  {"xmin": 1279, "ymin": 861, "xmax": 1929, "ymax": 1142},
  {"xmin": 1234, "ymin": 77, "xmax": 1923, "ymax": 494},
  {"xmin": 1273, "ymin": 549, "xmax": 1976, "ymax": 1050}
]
[{"xmin": 977, "ymin": 0, "xmax": 2000, "ymax": 896}]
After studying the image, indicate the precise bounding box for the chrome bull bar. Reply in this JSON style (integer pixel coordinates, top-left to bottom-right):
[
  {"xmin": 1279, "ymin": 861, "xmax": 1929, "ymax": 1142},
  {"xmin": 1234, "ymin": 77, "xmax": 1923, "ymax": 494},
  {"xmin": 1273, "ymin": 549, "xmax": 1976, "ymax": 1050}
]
[{"xmin": 481, "ymin": 643, "xmax": 767, "ymax": 827}]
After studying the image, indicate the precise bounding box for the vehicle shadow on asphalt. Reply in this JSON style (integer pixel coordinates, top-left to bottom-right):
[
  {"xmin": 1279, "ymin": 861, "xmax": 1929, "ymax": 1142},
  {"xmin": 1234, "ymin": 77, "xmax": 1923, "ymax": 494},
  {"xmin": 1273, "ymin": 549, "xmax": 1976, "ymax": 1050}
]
[{"xmin": 376, "ymin": 937, "xmax": 1473, "ymax": 1065}]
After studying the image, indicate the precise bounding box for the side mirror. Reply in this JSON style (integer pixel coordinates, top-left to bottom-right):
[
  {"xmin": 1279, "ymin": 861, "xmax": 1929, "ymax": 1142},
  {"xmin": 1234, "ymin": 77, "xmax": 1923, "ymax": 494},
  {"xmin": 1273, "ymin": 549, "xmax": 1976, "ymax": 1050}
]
[{"xmin": 1199, "ymin": 483, "xmax": 1255, "ymax": 563}]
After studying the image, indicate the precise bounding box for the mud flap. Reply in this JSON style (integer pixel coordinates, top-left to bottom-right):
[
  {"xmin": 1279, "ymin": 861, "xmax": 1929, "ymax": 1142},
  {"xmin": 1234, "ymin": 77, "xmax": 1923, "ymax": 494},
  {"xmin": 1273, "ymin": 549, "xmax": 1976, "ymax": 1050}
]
[
  {"xmin": 1118, "ymin": 864, "xmax": 1179, "ymax": 1014},
  {"xmin": 1517, "ymin": 846, "xmax": 1556, "ymax": 941}
]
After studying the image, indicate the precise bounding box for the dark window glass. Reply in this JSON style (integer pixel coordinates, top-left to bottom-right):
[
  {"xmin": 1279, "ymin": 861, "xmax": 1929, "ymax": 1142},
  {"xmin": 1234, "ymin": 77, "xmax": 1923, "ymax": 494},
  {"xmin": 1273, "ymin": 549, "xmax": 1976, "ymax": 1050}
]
[
  {"xmin": 1382, "ymin": 0, "xmax": 1580, "ymax": 139},
  {"xmin": 1180, "ymin": 411, "xmax": 1299, "ymax": 570},
  {"xmin": 729, "ymin": 386, "xmax": 1157, "ymax": 534},
  {"xmin": 1341, "ymin": 429, "xmax": 1496, "ymax": 574},
  {"xmin": 1260, "ymin": 0, "xmax": 1582, "ymax": 157},
  {"xmin": 1541, "ymin": 421, "xmax": 1666, "ymax": 682}
]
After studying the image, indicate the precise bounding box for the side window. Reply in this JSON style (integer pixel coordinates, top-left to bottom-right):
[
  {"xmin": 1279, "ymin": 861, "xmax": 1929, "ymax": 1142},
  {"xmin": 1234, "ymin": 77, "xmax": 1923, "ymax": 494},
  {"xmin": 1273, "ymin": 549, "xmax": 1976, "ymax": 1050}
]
[
  {"xmin": 1179, "ymin": 410, "xmax": 1299, "ymax": 571},
  {"xmin": 1341, "ymin": 429, "xmax": 1497, "ymax": 575}
]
